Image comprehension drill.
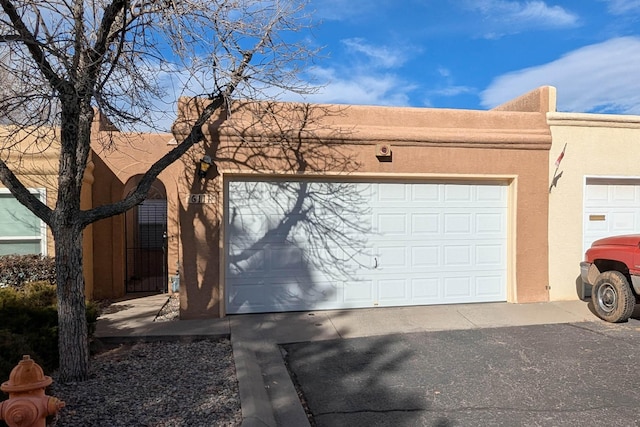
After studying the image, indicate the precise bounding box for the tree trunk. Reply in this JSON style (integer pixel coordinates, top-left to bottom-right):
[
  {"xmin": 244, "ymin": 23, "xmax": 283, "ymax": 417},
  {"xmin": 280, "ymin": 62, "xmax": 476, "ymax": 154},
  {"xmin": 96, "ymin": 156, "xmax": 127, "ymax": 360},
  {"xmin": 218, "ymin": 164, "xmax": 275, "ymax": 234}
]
[{"xmin": 54, "ymin": 223, "xmax": 89, "ymax": 383}]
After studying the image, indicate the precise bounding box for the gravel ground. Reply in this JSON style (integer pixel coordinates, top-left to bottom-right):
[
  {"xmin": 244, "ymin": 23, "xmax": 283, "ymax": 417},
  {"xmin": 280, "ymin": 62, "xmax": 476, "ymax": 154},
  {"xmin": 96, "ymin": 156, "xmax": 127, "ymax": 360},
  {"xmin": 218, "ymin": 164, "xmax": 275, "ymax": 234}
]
[
  {"xmin": 154, "ymin": 294, "xmax": 181, "ymax": 322},
  {"xmin": 49, "ymin": 296, "xmax": 242, "ymax": 427}
]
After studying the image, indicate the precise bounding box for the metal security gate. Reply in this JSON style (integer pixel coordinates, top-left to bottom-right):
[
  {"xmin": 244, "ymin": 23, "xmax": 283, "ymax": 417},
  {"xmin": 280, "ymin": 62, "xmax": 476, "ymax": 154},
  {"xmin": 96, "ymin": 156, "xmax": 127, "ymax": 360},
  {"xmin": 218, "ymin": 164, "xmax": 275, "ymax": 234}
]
[{"xmin": 126, "ymin": 199, "xmax": 168, "ymax": 293}]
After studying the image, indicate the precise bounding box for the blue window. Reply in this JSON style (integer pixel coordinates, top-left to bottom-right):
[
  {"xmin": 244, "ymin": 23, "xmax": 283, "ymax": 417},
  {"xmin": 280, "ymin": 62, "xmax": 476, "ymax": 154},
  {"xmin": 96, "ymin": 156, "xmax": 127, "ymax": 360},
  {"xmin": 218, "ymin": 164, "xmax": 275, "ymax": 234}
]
[{"xmin": 0, "ymin": 189, "xmax": 47, "ymax": 255}]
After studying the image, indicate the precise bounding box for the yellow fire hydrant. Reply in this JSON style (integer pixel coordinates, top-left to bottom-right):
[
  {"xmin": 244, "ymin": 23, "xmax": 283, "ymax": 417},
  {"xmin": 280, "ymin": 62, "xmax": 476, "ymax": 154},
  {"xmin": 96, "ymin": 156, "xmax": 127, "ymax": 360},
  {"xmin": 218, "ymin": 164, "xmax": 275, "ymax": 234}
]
[{"xmin": 0, "ymin": 355, "xmax": 65, "ymax": 427}]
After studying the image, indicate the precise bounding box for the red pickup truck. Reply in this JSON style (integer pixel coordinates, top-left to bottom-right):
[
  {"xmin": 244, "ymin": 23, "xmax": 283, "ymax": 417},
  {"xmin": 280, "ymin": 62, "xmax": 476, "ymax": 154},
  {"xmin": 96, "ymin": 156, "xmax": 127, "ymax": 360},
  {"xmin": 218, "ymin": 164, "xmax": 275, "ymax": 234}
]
[{"xmin": 581, "ymin": 234, "xmax": 640, "ymax": 323}]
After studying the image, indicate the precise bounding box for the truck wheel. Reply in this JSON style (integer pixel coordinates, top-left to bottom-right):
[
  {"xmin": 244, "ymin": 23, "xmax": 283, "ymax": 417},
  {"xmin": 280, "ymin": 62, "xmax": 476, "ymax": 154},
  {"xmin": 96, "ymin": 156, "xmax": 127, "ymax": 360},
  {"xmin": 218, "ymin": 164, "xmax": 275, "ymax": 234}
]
[{"xmin": 592, "ymin": 271, "xmax": 636, "ymax": 323}]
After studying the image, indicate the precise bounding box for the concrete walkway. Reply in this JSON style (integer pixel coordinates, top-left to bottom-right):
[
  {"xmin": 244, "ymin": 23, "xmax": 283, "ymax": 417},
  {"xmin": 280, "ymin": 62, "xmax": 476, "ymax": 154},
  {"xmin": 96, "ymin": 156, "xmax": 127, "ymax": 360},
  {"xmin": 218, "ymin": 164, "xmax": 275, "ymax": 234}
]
[{"xmin": 95, "ymin": 295, "xmax": 599, "ymax": 426}]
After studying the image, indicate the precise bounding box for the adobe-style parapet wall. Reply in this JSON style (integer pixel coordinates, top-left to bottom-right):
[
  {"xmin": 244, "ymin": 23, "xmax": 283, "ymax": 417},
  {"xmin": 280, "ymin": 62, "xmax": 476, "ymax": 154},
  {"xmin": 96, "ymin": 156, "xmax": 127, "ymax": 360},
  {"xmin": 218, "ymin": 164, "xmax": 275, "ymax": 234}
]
[
  {"xmin": 547, "ymin": 111, "xmax": 640, "ymax": 128},
  {"xmin": 492, "ymin": 86, "xmax": 557, "ymax": 114},
  {"xmin": 173, "ymin": 96, "xmax": 552, "ymax": 151}
]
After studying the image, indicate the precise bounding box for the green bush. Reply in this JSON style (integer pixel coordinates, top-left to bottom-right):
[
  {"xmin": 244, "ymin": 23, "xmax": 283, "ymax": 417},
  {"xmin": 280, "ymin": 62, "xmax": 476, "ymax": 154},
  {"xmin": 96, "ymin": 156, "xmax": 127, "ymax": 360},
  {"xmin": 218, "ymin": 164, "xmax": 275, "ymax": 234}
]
[
  {"xmin": 0, "ymin": 254, "xmax": 56, "ymax": 288},
  {"xmin": 22, "ymin": 280, "xmax": 58, "ymax": 307},
  {"xmin": 0, "ymin": 282, "xmax": 100, "ymax": 385}
]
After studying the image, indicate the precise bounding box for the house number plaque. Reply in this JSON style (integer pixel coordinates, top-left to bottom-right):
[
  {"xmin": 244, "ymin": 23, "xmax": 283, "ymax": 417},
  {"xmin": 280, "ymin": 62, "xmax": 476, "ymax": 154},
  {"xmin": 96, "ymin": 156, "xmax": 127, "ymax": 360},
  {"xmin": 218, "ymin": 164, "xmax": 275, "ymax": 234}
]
[{"xmin": 188, "ymin": 194, "xmax": 216, "ymax": 204}]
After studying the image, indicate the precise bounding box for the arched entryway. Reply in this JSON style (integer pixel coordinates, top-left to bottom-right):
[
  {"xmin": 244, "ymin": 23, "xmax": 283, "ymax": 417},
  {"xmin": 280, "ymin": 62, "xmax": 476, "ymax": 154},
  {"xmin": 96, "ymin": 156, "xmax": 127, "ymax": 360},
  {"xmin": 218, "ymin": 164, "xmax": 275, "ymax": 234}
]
[{"xmin": 124, "ymin": 177, "xmax": 168, "ymax": 293}]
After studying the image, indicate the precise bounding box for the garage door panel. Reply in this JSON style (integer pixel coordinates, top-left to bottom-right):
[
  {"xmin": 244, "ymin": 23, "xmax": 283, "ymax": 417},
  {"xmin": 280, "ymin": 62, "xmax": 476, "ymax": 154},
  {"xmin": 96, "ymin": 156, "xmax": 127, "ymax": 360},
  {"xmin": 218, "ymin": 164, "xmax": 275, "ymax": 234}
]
[
  {"xmin": 585, "ymin": 184, "xmax": 608, "ymax": 203},
  {"xmin": 444, "ymin": 276, "xmax": 472, "ymax": 298},
  {"xmin": 444, "ymin": 185, "xmax": 473, "ymax": 202},
  {"xmin": 228, "ymin": 213, "xmax": 269, "ymax": 237},
  {"xmin": 378, "ymin": 183, "xmax": 409, "ymax": 202},
  {"xmin": 584, "ymin": 178, "xmax": 640, "ymax": 251},
  {"xmin": 444, "ymin": 213, "xmax": 472, "ymax": 234},
  {"xmin": 411, "ymin": 246, "xmax": 440, "ymax": 268},
  {"xmin": 476, "ymin": 275, "xmax": 505, "ymax": 297},
  {"xmin": 269, "ymin": 280, "xmax": 338, "ymax": 304},
  {"xmin": 340, "ymin": 211, "xmax": 374, "ymax": 237},
  {"xmin": 412, "ymin": 184, "xmax": 440, "ymax": 201},
  {"xmin": 411, "ymin": 213, "xmax": 440, "ymax": 234},
  {"xmin": 475, "ymin": 244, "xmax": 505, "ymax": 267},
  {"xmin": 441, "ymin": 274, "xmax": 504, "ymax": 301},
  {"xmin": 344, "ymin": 280, "xmax": 374, "ymax": 302},
  {"xmin": 612, "ymin": 185, "xmax": 637, "ymax": 202},
  {"xmin": 270, "ymin": 246, "xmax": 305, "ymax": 271},
  {"xmin": 411, "ymin": 278, "xmax": 441, "ymax": 301},
  {"xmin": 611, "ymin": 212, "xmax": 636, "ymax": 231},
  {"xmin": 374, "ymin": 245, "xmax": 408, "ymax": 267},
  {"xmin": 378, "ymin": 278, "xmax": 409, "ymax": 302},
  {"xmin": 228, "ymin": 249, "xmax": 266, "ymax": 275},
  {"xmin": 477, "ymin": 185, "xmax": 505, "ymax": 202},
  {"xmin": 227, "ymin": 281, "xmax": 268, "ymax": 313},
  {"xmin": 228, "ymin": 280, "xmax": 339, "ymax": 314},
  {"xmin": 476, "ymin": 213, "xmax": 505, "ymax": 234},
  {"xmin": 377, "ymin": 213, "xmax": 408, "ymax": 235},
  {"xmin": 443, "ymin": 244, "xmax": 472, "ymax": 266},
  {"xmin": 226, "ymin": 180, "xmax": 508, "ymax": 314}
]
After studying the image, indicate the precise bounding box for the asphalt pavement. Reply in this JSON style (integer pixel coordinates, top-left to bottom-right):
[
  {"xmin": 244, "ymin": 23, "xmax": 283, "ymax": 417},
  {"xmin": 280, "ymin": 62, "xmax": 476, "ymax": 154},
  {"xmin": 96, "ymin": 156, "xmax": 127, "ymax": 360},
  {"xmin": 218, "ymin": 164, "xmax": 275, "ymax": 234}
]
[
  {"xmin": 95, "ymin": 295, "xmax": 628, "ymax": 427},
  {"xmin": 283, "ymin": 321, "xmax": 640, "ymax": 426}
]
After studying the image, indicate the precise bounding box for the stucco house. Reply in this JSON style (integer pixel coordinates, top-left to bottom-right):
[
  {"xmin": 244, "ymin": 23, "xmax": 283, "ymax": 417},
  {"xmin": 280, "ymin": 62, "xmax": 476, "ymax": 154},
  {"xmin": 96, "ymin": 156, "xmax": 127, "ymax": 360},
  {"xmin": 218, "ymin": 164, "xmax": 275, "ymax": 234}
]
[
  {"xmin": 90, "ymin": 86, "xmax": 555, "ymax": 319},
  {"xmin": 6, "ymin": 85, "xmax": 611, "ymax": 320},
  {"xmin": 547, "ymin": 109, "xmax": 640, "ymax": 301}
]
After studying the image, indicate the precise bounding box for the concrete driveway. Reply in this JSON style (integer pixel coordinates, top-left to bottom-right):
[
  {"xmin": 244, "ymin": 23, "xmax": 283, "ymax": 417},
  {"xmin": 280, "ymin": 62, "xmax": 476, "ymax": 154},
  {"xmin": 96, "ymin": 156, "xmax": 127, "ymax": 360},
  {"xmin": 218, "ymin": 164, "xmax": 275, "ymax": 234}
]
[
  {"xmin": 283, "ymin": 321, "xmax": 640, "ymax": 426},
  {"xmin": 96, "ymin": 296, "xmax": 627, "ymax": 426}
]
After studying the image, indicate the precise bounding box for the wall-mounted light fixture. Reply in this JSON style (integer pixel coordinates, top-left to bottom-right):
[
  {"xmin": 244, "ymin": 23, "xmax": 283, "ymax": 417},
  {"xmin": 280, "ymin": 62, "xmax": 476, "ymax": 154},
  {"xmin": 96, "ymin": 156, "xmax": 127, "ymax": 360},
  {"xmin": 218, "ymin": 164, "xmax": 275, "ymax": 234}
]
[
  {"xmin": 198, "ymin": 155, "xmax": 213, "ymax": 179},
  {"xmin": 376, "ymin": 143, "xmax": 392, "ymax": 162}
]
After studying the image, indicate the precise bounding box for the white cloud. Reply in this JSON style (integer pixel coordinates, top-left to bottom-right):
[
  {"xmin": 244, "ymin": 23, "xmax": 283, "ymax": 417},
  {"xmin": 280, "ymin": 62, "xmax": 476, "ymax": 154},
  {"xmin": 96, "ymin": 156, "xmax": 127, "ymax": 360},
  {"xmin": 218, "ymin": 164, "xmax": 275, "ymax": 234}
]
[
  {"xmin": 437, "ymin": 67, "xmax": 452, "ymax": 78},
  {"xmin": 508, "ymin": 1, "xmax": 578, "ymax": 26},
  {"xmin": 462, "ymin": 0, "xmax": 579, "ymax": 37},
  {"xmin": 430, "ymin": 86, "xmax": 476, "ymax": 97},
  {"xmin": 277, "ymin": 36, "xmax": 419, "ymax": 107},
  {"xmin": 342, "ymin": 38, "xmax": 407, "ymax": 68},
  {"xmin": 603, "ymin": 0, "xmax": 640, "ymax": 14},
  {"xmin": 290, "ymin": 66, "xmax": 414, "ymax": 106},
  {"xmin": 480, "ymin": 37, "xmax": 640, "ymax": 114},
  {"xmin": 341, "ymin": 38, "xmax": 408, "ymax": 69}
]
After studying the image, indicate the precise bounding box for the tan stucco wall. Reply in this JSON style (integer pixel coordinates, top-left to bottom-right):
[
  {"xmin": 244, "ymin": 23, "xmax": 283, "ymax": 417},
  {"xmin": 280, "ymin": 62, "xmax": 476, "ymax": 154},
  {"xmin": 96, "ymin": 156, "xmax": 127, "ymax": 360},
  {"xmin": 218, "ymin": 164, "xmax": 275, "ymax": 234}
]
[
  {"xmin": 492, "ymin": 85, "xmax": 557, "ymax": 114},
  {"xmin": 547, "ymin": 112, "xmax": 640, "ymax": 300},
  {"xmin": 90, "ymin": 132, "xmax": 182, "ymax": 300},
  {"xmin": 171, "ymin": 88, "xmax": 553, "ymax": 319},
  {"xmin": 0, "ymin": 126, "xmax": 95, "ymax": 297}
]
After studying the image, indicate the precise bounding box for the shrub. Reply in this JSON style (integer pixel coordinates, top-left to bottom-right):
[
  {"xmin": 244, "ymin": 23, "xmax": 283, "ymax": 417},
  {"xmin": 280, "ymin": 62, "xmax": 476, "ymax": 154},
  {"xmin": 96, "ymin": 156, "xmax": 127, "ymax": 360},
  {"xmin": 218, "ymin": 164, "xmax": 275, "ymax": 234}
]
[
  {"xmin": 0, "ymin": 329, "xmax": 35, "ymax": 381},
  {"xmin": 22, "ymin": 281, "xmax": 58, "ymax": 307},
  {"xmin": 0, "ymin": 282, "xmax": 100, "ymax": 384},
  {"xmin": 0, "ymin": 254, "xmax": 56, "ymax": 289}
]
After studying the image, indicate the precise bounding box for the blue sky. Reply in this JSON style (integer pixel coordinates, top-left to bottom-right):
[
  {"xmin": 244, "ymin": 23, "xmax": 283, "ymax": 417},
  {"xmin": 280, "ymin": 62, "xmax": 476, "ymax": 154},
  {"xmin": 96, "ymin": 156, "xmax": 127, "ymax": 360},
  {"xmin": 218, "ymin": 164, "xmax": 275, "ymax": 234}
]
[{"xmin": 295, "ymin": 0, "xmax": 640, "ymax": 114}]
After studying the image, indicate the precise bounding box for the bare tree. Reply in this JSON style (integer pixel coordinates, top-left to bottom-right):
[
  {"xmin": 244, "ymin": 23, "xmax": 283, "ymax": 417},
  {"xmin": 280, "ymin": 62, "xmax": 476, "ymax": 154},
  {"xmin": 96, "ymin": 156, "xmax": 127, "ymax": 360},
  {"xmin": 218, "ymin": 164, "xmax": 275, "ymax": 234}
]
[{"xmin": 0, "ymin": 0, "xmax": 317, "ymax": 382}]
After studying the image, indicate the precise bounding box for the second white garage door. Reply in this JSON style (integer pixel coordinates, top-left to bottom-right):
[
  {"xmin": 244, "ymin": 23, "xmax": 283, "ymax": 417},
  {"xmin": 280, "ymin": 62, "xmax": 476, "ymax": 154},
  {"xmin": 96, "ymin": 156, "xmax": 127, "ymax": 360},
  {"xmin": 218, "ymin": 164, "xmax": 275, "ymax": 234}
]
[
  {"xmin": 225, "ymin": 179, "xmax": 508, "ymax": 314},
  {"xmin": 583, "ymin": 177, "xmax": 640, "ymax": 252}
]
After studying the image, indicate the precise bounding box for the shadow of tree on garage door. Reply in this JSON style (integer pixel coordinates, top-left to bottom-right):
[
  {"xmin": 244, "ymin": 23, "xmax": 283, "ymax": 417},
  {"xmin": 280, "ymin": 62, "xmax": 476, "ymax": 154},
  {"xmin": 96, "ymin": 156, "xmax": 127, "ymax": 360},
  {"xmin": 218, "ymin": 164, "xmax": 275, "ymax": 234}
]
[
  {"xmin": 178, "ymin": 101, "xmax": 368, "ymax": 317},
  {"xmin": 226, "ymin": 178, "xmax": 374, "ymax": 313},
  {"xmin": 220, "ymin": 102, "xmax": 375, "ymax": 314}
]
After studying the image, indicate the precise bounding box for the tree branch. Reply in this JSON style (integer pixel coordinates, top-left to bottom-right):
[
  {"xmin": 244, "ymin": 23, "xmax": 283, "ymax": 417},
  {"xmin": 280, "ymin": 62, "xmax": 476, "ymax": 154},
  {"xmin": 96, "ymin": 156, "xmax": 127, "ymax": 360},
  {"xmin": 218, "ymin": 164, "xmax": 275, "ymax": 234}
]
[
  {"xmin": 80, "ymin": 24, "xmax": 269, "ymax": 226},
  {"xmin": 0, "ymin": 159, "xmax": 52, "ymax": 224},
  {"xmin": 0, "ymin": 0, "xmax": 68, "ymax": 94},
  {"xmin": 80, "ymin": 94, "xmax": 224, "ymax": 226}
]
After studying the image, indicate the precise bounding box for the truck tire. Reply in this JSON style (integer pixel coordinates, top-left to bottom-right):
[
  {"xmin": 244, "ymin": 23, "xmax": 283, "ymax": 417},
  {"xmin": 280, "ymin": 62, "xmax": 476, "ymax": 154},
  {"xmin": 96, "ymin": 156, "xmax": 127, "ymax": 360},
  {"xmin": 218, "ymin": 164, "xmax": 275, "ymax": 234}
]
[{"xmin": 592, "ymin": 271, "xmax": 636, "ymax": 323}]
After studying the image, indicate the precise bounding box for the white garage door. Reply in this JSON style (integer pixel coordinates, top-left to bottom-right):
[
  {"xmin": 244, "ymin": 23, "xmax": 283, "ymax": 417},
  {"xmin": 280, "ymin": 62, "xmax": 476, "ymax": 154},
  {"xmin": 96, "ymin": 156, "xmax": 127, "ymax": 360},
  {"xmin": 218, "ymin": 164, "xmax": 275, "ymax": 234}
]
[
  {"xmin": 584, "ymin": 177, "xmax": 640, "ymax": 252},
  {"xmin": 225, "ymin": 179, "xmax": 508, "ymax": 314}
]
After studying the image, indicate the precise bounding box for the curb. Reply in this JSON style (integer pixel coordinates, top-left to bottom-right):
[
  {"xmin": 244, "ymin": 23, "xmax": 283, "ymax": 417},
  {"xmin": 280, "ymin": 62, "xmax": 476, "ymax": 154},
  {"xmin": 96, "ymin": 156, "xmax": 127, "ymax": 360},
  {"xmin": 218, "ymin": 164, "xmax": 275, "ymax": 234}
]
[{"xmin": 233, "ymin": 341, "xmax": 277, "ymax": 427}]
